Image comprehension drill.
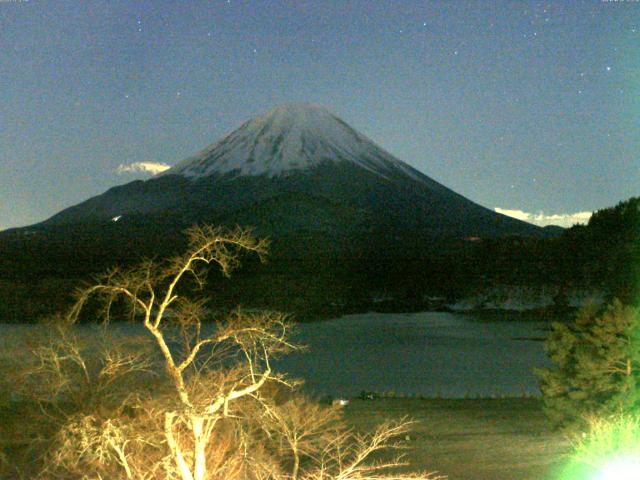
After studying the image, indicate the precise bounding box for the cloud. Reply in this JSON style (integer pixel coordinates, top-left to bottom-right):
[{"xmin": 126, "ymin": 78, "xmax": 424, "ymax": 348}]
[
  {"xmin": 495, "ymin": 208, "xmax": 592, "ymax": 228},
  {"xmin": 116, "ymin": 161, "xmax": 171, "ymax": 175}
]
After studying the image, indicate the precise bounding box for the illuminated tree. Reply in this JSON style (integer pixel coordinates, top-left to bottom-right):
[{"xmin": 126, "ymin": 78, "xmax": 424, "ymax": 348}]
[
  {"xmin": 11, "ymin": 225, "xmax": 442, "ymax": 480},
  {"xmin": 537, "ymin": 300, "xmax": 640, "ymax": 429}
]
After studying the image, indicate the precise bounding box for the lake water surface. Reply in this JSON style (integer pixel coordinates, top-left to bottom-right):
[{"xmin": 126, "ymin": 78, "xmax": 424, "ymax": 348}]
[
  {"xmin": 275, "ymin": 311, "xmax": 551, "ymax": 398},
  {"xmin": 0, "ymin": 311, "xmax": 551, "ymax": 399}
]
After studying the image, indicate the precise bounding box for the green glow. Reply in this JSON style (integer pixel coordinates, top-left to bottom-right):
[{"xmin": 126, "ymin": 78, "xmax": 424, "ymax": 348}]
[
  {"xmin": 556, "ymin": 455, "xmax": 640, "ymax": 480},
  {"xmin": 596, "ymin": 457, "xmax": 640, "ymax": 480},
  {"xmin": 557, "ymin": 414, "xmax": 640, "ymax": 479}
]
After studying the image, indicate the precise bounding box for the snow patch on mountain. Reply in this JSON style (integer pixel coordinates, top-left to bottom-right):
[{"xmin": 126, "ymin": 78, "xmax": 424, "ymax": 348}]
[{"xmin": 163, "ymin": 103, "xmax": 425, "ymax": 181}]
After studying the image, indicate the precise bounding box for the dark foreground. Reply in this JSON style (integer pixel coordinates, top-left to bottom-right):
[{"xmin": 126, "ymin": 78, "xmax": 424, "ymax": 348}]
[
  {"xmin": 2, "ymin": 398, "xmax": 571, "ymax": 479},
  {"xmin": 343, "ymin": 398, "xmax": 571, "ymax": 480}
]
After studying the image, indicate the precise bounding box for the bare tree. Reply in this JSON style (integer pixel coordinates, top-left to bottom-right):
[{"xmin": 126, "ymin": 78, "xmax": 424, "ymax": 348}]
[{"xmin": 12, "ymin": 225, "xmax": 444, "ymax": 480}]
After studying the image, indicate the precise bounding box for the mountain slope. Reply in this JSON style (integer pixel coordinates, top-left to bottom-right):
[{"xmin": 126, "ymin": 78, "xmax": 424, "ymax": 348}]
[
  {"xmin": 164, "ymin": 103, "xmax": 433, "ymax": 182},
  {"xmin": 41, "ymin": 103, "xmax": 544, "ymax": 243},
  {"xmin": 0, "ymin": 103, "xmax": 559, "ymax": 319}
]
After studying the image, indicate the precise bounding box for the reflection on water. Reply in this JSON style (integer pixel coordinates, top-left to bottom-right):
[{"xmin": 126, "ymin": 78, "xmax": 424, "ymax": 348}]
[{"xmin": 274, "ymin": 312, "xmax": 551, "ymax": 398}]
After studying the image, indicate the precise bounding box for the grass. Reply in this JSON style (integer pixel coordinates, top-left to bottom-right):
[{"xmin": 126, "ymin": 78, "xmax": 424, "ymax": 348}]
[
  {"xmin": 342, "ymin": 397, "xmax": 572, "ymax": 480},
  {"xmin": 1, "ymin": 397, "xmax": 573, "ymax": 479},
  {"xmin": 0, "ymin": 401, "xmax": 49, "ymax": 478}
]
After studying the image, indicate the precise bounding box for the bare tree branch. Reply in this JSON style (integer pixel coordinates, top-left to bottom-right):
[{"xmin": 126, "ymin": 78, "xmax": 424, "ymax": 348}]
[{"xmin": 10, "ymin": 225, "xmax": 441, "ymax": 480}]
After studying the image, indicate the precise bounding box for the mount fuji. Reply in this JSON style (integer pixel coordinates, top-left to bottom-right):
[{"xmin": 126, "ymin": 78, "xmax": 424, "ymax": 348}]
[
  {"xmin": 165, "ymin": 103, "xmax": 432, "ymax": 181},
  {"xmin": 39, "ymin": 103, "xmax": 542, "ymax": 242},
  {"xmin": 0, "ymin": 103, "xmax": 555, "ymax": 316}
]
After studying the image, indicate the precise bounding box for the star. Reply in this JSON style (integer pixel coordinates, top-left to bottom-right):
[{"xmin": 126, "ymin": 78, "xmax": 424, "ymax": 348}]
[{"xmin": 606, "ymin": 66, "xmax": 611, "ymax": 72}]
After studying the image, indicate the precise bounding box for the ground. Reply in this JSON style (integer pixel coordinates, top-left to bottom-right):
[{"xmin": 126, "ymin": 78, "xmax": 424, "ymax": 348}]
[
  {"xmin": 343, "ymin": 398, "xmax": 572, "ymax": 480},
  {"xmin": 1, "ymin": 397, "xmax": 572, "ymax": 479}
]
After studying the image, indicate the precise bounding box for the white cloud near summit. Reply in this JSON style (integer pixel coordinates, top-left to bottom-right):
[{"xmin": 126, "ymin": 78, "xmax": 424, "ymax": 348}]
[
  {"xmin": 494, "ymin": 208, "xmax": 592, "ymax": 228},
  {"xmin": 116, "ymin": 161, "xmax": 171, "ymax": 175}
]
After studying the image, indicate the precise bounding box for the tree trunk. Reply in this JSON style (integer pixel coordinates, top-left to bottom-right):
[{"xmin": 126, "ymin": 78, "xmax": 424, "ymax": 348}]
[
  {"xmin": 192, "ymin": 416, "xmax": 207, "ymax": 480},
  {"xmin": 292, "ymin": 443, "xmax": 300, "ymax": 480},
  {"xmin": 165, "ymin": 413, "xmax": 195, "ymax": 480}
]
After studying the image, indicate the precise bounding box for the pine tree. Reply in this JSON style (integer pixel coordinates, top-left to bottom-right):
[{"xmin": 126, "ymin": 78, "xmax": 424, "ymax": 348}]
[{"xmin": 537, "ymin": 300, "xmax": 640, "ymax": 429}]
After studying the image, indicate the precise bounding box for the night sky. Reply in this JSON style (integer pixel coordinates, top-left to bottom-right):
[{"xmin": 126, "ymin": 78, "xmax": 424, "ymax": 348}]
[{"xmin": 1, "ymin": 0, "xmax": 638, "ymax": 230}]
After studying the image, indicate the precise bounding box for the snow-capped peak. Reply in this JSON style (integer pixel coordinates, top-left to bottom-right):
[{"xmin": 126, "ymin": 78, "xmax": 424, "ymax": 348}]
[{"xmin": 162, "ymin": 103, "xmax": 423, "ymax": 180}]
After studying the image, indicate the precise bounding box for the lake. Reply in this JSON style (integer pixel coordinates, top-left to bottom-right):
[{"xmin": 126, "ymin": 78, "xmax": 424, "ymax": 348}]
[
  {"xmin": 276, "ymin": 311, "xmax": 551, "ymax": 398},
  {"xmin": 0, "ymin": 311, "xmax": 551, "ymax": 399}
]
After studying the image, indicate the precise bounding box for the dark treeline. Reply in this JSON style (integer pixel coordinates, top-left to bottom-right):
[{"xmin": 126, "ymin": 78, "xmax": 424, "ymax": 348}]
[{"xmin": 0, "ymin": 197, "xmax": 637, "ymax": 323}]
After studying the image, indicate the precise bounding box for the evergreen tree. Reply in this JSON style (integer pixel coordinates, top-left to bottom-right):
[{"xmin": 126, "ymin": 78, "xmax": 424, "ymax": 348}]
[{"xmin": 537, "ymin": 300, "xmax": 640, "ymax": 429}]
